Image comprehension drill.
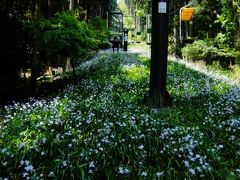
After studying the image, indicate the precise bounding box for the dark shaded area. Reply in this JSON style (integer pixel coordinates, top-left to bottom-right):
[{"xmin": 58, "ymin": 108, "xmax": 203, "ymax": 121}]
[
  {"xmin": 0, "ymin": 9, "xmax": 30, "ymax": 107},
  {"xmin": 0, "ymin": 0, "xmax": 113, "ymax": 107}
]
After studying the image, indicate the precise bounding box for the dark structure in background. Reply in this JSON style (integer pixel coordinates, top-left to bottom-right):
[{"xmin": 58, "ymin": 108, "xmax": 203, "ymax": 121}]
[{"xmin": 145, "ymin": 0, "xmax": 172, "ymax": 108}]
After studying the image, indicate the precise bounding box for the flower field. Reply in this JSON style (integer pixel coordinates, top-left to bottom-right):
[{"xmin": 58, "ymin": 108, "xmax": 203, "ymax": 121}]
[{"xmin": 0, "ymin": 52, "xmax": 239, "ymax": 179}]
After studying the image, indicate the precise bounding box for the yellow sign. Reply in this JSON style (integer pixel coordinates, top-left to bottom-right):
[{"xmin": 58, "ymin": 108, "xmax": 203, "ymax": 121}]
[{"xmin": 181, "ymin": 8, "xmax": 196, "ymax": 21}]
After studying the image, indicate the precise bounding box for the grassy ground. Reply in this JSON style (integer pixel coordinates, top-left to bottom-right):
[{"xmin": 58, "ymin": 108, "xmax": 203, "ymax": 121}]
[{"xmin": 0, "ymin": 46, "xmax": 239, "ymax": 179}]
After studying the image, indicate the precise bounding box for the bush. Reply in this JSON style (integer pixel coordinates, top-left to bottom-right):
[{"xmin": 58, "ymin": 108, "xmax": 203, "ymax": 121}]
[
  {"xmin": 181, "ymin": 40, "xmax": 238, "ymax": 68},
  {"xmin": 30, "ymin": 11, "xmax": 111, "ymax": 69},
  {"xmin": 181, "ymin": 40, "xmax": 210, "ymax": 61},
  {"xmin": 89, "ymin": 16, "xmax": 111, "ymax": 49}
]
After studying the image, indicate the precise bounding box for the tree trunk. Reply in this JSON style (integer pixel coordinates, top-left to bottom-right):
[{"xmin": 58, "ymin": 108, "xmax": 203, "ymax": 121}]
[
  {"xmin": 70, "ymin": 58, "xmax": 77, "ymax": 84},
  {"xmin": 48, "ymin": 0, "xmax": 52, "ymax": 17},
  {"xmin": 173, "ymin": 26, "xmax": 177, "ymax": 58},
  {"xmin": 34, "ymin": 0, "xmax": 40, "ymax": 17},
  {"xmin": 173, "ymin": 4, "xmax": 177, "ymax": 58},
  {"xmin": 69, "ymin": 0, "xmax": 74, "ymax": 10},
  {"xmin": 30, "ymin": 0, "xmax": 41, "ymax": 93},
  {"xmin": 30, "ymin": 41, "xmax": 40, "ymax": 93}
]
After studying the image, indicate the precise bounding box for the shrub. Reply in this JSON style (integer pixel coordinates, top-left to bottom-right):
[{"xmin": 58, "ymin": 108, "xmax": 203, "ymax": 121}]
[
  {"xmin": 181, "ymin": 40, "xmax": 238, "ymax": 68},
  {"xmin": 89, "ymin": 16, "xmax": 111, "ymax": 49},
  {"xmin": 181, "ymin": 40, "xmax": 209, "ymax": 61}
]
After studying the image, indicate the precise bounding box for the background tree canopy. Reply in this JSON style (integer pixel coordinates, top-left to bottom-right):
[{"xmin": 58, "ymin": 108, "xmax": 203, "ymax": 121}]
[{"xmin": 0, "ymin": 0, "xmax": 114, "ymax": 105}]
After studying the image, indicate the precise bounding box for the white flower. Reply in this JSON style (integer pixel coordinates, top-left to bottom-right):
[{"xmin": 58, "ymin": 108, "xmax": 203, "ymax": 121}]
[
  {"xmin": 2, "ymin": 162, "xmax": 7, "ymax": 166},
  {"xmin": 138, "ymin": 144, "xmax": 144, "ymax": 150},
  {"xmin": 118, "ymin": 167, "xmax": 130, "ymax": 174},
  {"xmin": 20, "ymin": 160, "xmax": 24, "ymax": 166},
  {"xmin": 49, "ymin": 171, "xmax": 54, "ymax": 176},
  {"xmin": 141, "ymin": 171, "xmax": 147, "ymax": 176},
  {"xmin": 118, "ymin": 167, "xmax": 124, "ymax": 174},
  {"xmin": 189, "ymin": 168, "xmax": 195, "ymax": 175},
  {"xmin": 1, "ymin": 148, "xmax": 7, "ymax": 153},
  {"xmin": 25, "ymin": 160, "xmax": 30, "ymax": 166},
  {"xmin": 88, "ymin": 169, "xmax": 93, "ymax": 174},
  {"xmin": 24, "ymin": 165, "xmax": 34, "ymax": 172},
  {"xmin": 42, "ymin": 138, "xmax": 47, "ymax": 144},
  {"xmin": 62, "ymin": 161, "xmax": 67, "ymax": 167},
  {"xmin": 236, "ymin": 168, "xmax": 240, "ymax": 173},
  {"xmin": 124, "ymin": 168, "xmax": 130, "ymax": 174},
  {"xmin": 18, "ymin": 142, "xmax": 25, "ymax": 149},
  {"xmin": 89, "ymin": 161, "xmax": 95, "ymax": 168},
  {"xmin": 156, "ymin": 172, "xmax": 164, "ymax": 177},
  {"xmin": 184, "ymin": 161, "xmax": 189, "ymax": 167},
  {"xmin": 22, "ymin": 172, "xmax": 28, "ymax": 177}
]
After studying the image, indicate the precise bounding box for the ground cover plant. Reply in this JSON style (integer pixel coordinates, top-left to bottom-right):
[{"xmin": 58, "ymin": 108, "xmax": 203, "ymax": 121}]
[{"xmin": 0, "ymin": 51, "xmax": 239, "ymax": 179}]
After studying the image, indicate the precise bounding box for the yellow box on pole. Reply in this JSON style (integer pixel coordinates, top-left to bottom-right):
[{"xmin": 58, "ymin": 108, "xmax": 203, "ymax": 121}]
[{"xmin": 181, "ymin": 8, "xmax": 195, "ymax": 21}]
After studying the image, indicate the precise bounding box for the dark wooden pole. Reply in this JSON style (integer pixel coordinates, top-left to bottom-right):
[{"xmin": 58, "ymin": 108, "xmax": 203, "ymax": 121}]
[{"xmin": 147, "ymin": 0, "xmax": 172, "ymax": 108}]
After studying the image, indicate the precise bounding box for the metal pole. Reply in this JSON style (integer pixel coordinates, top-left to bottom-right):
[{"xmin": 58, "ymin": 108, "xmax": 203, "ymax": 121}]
[
  {"xmin": 179, "ymin": 2, "xmax": 194, "ymax": 42},
  {"xmin": 123, "ymin": 29, "xmax": 128, "ymax": 51},
  {"xmin": 179, "ymin": 8, "xmax": 182, "ymax": 42},
  {"xmin": 146, "ymin": 0, "xmax": 172, "ymax": 108}
]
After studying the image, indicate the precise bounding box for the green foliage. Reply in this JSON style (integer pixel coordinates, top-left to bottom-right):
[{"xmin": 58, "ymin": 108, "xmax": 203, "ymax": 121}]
[
  {"xmin": 136, "ymin": 9, "xmax": 145, "ymax": 19},
  {"xmin": 89, "ymin": 16, "xmax": 111, "ymax": 49},
  {"xmin": 181, "ymin": 40, "xmax": 212, "ymax": 61},
  {"xmin": 36, "ymin": 11, "xmax": 97, "ymax": 60},
  {"xmin": 193, "ymin": 0, "xmax": 239, "ymax": 49},
  {"xmin": 181, "ymin": 40, "xmax": 238, "ymax": 68},
  {"xmin": 1, "ymin": 51, "xmax": 240, "ymax": 179},
  {"xmin": 215, "ymin": 0, "xmax": 236, "ymax": 47},
  {"xmin": 29, "ymin": 11, "xmax": 110, "ymax": 67}
]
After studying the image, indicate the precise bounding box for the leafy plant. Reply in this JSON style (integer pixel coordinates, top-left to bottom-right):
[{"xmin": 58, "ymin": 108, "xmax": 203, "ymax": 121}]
[
  {"xmin": 0, "ymin": 47, "xmax": 240, "ymax": 179},
  {"xmin": 181, "ymin": 40, "xmax": 238, "ymax": 68}
]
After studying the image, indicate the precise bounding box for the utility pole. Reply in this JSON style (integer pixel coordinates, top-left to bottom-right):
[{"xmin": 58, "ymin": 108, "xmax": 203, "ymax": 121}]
[{"xmin": 145, "ymin": 0, "xmax": 172, "ymax": 108}]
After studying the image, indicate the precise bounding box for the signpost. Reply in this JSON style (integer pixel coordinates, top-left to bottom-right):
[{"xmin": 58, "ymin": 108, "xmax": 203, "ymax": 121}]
[
  {"xmin": 145, "ymin": 0, "xmax": 172, "ymax": 108},
  {"xmin": 179, "ymin": 2, "xmax": 195, "ymax": 42}
]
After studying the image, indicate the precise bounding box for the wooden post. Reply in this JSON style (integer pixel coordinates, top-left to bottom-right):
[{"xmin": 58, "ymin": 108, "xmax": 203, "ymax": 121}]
[{"xmin": 145, "ymin": 0, "xmax": 172, "ymax": 108}]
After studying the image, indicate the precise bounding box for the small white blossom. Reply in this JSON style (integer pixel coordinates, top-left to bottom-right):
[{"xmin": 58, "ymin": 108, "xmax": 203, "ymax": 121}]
[
  {"xmin": 62, "ymin": 161, "xmax": 67, "ymax": 167},
  {"xmin": 88, "ymin": 169, "xmax": 93, "ymax": 174},
  {"xmin": 184, "ymin": 161, "xmax": 189, "ymax": 167},
  {"xmin": 189, "ymin": 168, "xmax": 195, "ymax": 175},
  {"xmin": 236, "ymin": 168, "xmax": 240, "ymax": 174},
  {"xmin": 141, "ymin": 171, "xmax": 147, "ymax": 176},
  {"xmin": 20, "ymin": 160, "xmax": 24, "ymax": 166},
  {"xmin": 25, "ymin": 160, "xmax": 30, "ymax": 166},
  {"xmin": 22, "ymin": 172, "xmax": 28, "ymax": 178},
  {"xmin": 49, "ymin": 171, "xmax": 54, "ymax": 176},
  {"xmin": 89, "ymin": 161, "xmax": 95, "ymax": 168},
  {"xmin": 42, "ymin": 138, "xmax": 47, "ymax": 144},
  {"xmin": 24, "ymin": 165, "xmax": 34, "ymax": 172},
  {"xmin": 218, "ymin": 144, "xmax": 224, "ymax": 149},
  {"xmin": 156, "ymin": 171, "xmax": 164, "ymax": 177},
  {"xmin": 18, "ymin": 142, "xmax": 25, "ymax": 149},
  {"xmin": 138, "ymin": 144, "xmax": 144, "ymax": 150},
  {"xmin": 2, "ymin": 162, "xmax": 7, "ymax": 166}
]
